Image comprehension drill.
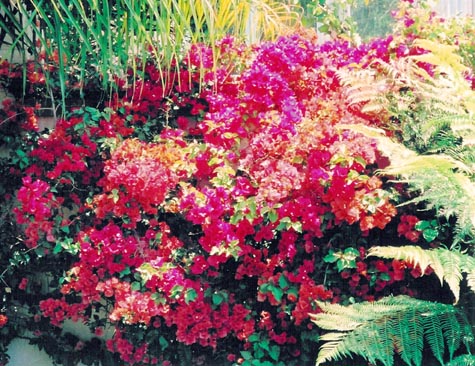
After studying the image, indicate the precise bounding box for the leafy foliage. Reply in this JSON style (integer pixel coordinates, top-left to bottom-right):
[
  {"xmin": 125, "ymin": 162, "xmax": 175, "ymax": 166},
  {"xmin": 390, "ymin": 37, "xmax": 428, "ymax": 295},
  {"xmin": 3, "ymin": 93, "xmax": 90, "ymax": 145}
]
[
  {"xmin": 341, "ymin": 123, "xmax": 475, "ymax": 243},
  {"xmin": 368, "ymin": 246, "xmax": 475, "ymax": 304},
  {"xmin": 445, "ymin": 354, "xmax": 475, "ymax": 366},
  {"xmin": 312, "ymin": 295, "xmax": 474, "ymax": 366},
  {"xmin": 314, "ymin": 4, "xmax": 475, "ymax": 366},
  {"xmin": 0, "ymin": 0, "xmax": 300, "ymax": 113},
  {"xmin": 2, "ymin": 1, "xmax": 475, "ymax": 366}
]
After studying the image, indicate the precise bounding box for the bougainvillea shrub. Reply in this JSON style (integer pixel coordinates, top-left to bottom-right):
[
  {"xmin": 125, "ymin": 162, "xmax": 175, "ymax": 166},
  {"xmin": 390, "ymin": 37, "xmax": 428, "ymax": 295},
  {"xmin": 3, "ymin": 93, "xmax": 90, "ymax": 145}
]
[{"xmin": 2, "ymin": 2, "xmax": 474, "ymax": 366}]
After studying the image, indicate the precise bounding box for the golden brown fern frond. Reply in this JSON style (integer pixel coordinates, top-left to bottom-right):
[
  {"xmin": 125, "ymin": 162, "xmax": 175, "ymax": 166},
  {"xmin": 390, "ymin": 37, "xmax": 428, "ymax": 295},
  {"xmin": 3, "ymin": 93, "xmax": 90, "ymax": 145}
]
[{"xmin": 337, "ymin": 67, "xmax": 392, "ymax": 116}]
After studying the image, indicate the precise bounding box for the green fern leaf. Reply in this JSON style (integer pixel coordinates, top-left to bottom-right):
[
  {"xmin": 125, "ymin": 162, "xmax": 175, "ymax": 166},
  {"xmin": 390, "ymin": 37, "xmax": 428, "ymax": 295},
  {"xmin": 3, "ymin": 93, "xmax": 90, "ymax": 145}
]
[
  {"xmin": 316, "ymin": 333, "xmax": 350, "ymax": 365},
  {"xmin": 313, "ymin": 296, "xmax": 473, "ymax": 366},
  {"xmin": 391, "ymin": 308, "xmax": 424, "ymax": 366},
  {"xmin": 441, "ymin": 310, "xmax": 463, "ymax": 359},
  {"xmin": 422, "ymin": 309, "xmax": 446, "ymax": 365},
  {"xmin": 410, "ymin": 39, "xmax": 469, "ymax": 78},
  {"xmin": 437, "ymin": 248, "xmax": 463, "ymax": 303},
  {"xmin": 445, "ymin": 354, "xmax": 475, "ymax": 366}
]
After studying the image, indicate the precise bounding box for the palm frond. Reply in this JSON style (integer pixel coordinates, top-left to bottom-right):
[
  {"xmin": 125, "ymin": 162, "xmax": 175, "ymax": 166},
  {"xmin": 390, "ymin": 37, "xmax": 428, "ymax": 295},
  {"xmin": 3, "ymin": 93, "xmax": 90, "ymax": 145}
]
[
  {"xmin": 312, "ymin": 295, "xmax": 473, "ymax": 366},
  {"xmin": 2, "ymin": 0, "xmax": 301, "ymax": 108}
]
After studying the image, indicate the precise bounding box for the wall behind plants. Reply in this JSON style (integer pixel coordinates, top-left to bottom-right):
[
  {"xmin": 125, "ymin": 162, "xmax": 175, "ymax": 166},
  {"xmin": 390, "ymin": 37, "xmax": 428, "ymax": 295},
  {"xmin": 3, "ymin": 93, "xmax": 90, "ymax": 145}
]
[
  {"xmin": 7, "ymin": 338, "xmax": 86, "ymax": 366},
  {"xmin": 435, "ymin": 0, "xmax": 475, "ymax": 16}
]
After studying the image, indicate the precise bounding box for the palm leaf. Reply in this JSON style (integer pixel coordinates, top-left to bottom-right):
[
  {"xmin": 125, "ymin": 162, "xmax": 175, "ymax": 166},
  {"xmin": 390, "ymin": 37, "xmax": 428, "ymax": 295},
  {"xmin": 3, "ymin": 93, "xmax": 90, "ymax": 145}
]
[{"xmin": 2, "ymin": 0, "xmax": 301, "ymax": 108}]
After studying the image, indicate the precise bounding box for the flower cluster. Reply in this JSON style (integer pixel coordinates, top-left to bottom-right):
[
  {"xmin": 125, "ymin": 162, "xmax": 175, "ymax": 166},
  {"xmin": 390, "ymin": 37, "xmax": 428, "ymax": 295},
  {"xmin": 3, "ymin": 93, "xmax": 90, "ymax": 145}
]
[
  {"xmin": 5, "ymin": 33, "xmax": 416, "ymax": 365},
  {"xmin": 13, "ymin": 176, "xmax": 59, "ymax": 248},
  {"xmin": 398, "ymin": 214, "xmax": 422, "ymax": 242},
  {"xmin": 0, "ymin": 315, "xmax": 7, "ymax": 328}
]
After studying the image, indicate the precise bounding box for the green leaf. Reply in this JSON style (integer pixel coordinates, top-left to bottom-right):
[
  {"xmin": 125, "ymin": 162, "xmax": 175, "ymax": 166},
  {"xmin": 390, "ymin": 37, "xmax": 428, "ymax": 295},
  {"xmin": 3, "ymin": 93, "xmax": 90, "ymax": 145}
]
[
  {"xmin": 131, "ymin": 281, "xmax": 141, "ymax": 291},
  {"xmin": 267, "ymin": 210, "xmax": 278, "ymax": 223},
  {"xmin": 415, "ymin": 220, "xmax": 432, "ymax": 231},
  {"xmin": 53, "ymin": 242, "xmax": 63, "ymax": 254},
  {"xmin": 111, "ymin": 189, "xmax": 120, "ymax": 204},
  {"xmin": 260, "ymin": 283, "xmax": 269, "ymax": 293},
  {"xmin": 291, "ymin": 221, "xmax": 303, "ymax": 233},
  {"xmin": 258, "ymin": 339, "xmax": 270, "ymax": 351},
  {"xmin": 278, "ymin": 274, "xmax": 289, "ymax": 289},
  {"xmin": 230, "ymin": 211, "xmax": 244, "ymax": 225},
  {"xmin": 159, "ymin": 336, "xmax": 169, "ymax": 350},
  {"xmin": 208, "ymin": 157, "xmax": 221, "ymax": 166},
  {"xmin": 185, "ymin": 288, "xmax": 198, "ymax": 304},
  {"xmin": 344, "ymin": 247, "xmax": 360, "ymax": 257},
  {"xmin": 422, "ymin": 228, "xmax": 439, "ymax": 242},
  {"xmin": 276, "ymin": 216, "xmax": 292, "ymax": 231},
  {"xmin": 258, "ymin": 361, "xmax": 275, "ymax": 366},
  {"xmin": 247, "ymin": 198, "xmax": 257, "ymax": 219},
  {"xmin": 170, "ymin": 285, "xmax": 184, "ymax": 299},
  {"xmin": 241, "ymin": 351, "xmax": 252, "ymax": 360},
  {"xmin": 119, "ymin": 267, "xmax": 131, "ymax": 277},
  {"xmin": 248, "ymin": 333, "xmax": 260, "ymax": 343},
  {"xmin": 336, "ymin": 260, "xmax": 345, "ymax": 272},
  {"xmin": 212, "ymin": 293, "xmax": 224, "ymax": 306},
  {"xmin": 318, "ymin": 24, "xmax": 329, "ymax": 33},
  {"xmin": 254, "ymin": 348, "xmax": 265, "ymax": 359},
  {"xmin": 270, "ymin": 286, "xmax": 284, "ymax": 303},
  {"xmin": 269, "ymin": 345, "xmax": 280, "ymax": 361},
  {"xmin": 151, "ymin": 293, "xmax": 166, "ymax": 305},
  {"xmin": 324, "ymin": 250, "xmax": 339, "ymax": 263}
]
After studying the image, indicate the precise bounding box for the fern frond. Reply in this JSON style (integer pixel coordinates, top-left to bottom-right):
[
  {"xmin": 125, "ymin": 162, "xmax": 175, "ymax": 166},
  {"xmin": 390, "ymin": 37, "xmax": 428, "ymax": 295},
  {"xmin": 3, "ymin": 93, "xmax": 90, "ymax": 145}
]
[
  {"xmin": 441, "ymin": 310, "xmax": 463, "ymax": 359},
  {"xmin": 422, "ymin": 308, "xmax": 447, "ymax": 365},
  {"xmin": 313, "ymin": 295, "xmax": 473, "ymax": 366},
  {"xmin": 446, "ymin": 354, "xmax": 475, "ymax": 366},
  {"xmin": 339, "ymin": 124, "xmax": 475, "ymax": 242},
  {"xmin": 410, "ymin": 39, "xmax": 469, "ymax": 78},
  {"xmin": 310, "ymin": 314, "xmax": 362, "ymax": 331},
  {"xmin": 316, "ymin": 333, "xmax": 351, "ymax": 366},
  {"xmin": 337, "ymin": 68, "xmax": 392, "ymax": 116},
  {"xmin": 367, "ymin": 246, "xmax": 475, "ymax": 304},
  {"xmin": 367, "ymin": 245, "xmax": 441, "ymax": 279},
  {"xmin": 392, "ymin": 307, "xmax": 424, "ymax": 366},
  {"xmin": 438, "ymin": 250, "xmax": 463, "ymax": 303},
  {"xmin": 459, "ymin": 254, "xmax": 475, "ymax": 294}
]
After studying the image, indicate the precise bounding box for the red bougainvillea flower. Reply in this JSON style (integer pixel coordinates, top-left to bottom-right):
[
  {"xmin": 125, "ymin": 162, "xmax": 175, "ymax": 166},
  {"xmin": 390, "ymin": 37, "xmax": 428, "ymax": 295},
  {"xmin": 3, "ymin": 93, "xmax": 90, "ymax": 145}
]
[
  {"xmin": 0, "ymin": 314, "xmax": 8, "ymax": 328},
  {"xmin": 13, "ymin": 176, "xmax": 60, "ymax": 247},
  {"xmin": 398, "ymin": 214, "xmax": 421, "ymax": 242}
]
